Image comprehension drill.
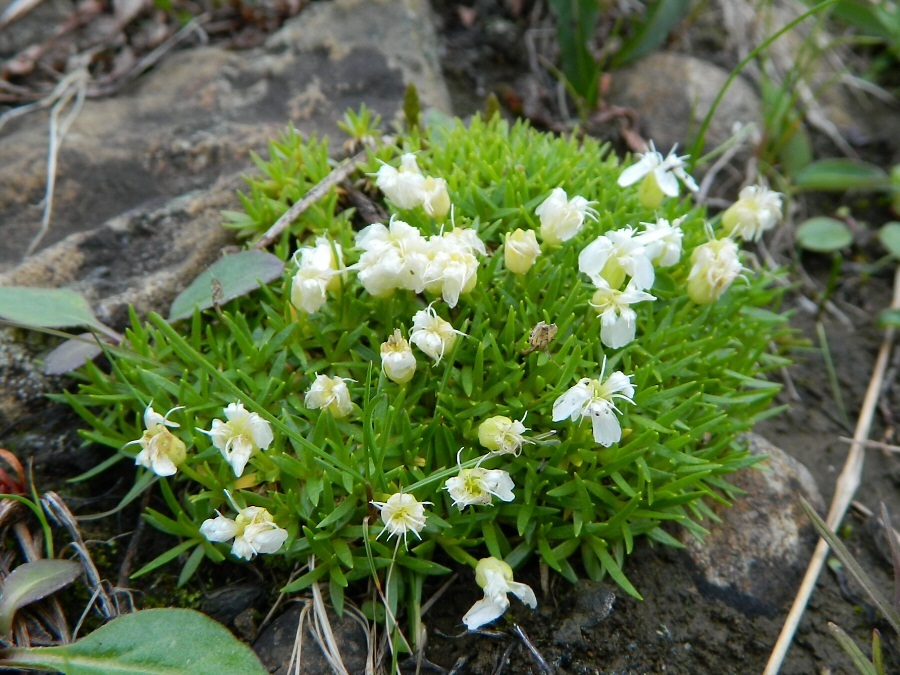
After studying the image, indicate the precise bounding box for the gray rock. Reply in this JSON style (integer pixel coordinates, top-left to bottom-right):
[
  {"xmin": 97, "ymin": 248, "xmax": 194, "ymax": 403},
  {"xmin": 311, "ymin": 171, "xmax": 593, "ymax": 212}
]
[
  {"xmin": 609, "ymin": 52, "xmax": 762, "ymax": 156},
  {"xmin": 678, "ymin": 433, "xmax": 825, "ymax": 616},
  {"xmin": 553, "ymin": 580, "xmax": 615, "ymax": 647},
  {"xmin": 253, "ymin": 603, "xmax": 369, "ymax": 675}
]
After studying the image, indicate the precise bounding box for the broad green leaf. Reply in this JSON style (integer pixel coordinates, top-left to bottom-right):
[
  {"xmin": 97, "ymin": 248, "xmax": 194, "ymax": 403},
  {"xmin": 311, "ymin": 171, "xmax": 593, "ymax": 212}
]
[
  {"xmin": 0, "ymin": 560, "xmax": 81, "ymax": 636},
  {"xmin": 0, "ymin": 287, "xmax": 102, "ymax": 330},
  {"xmin": 877, "ymin": 222, "xmax": 900, "ymax": 258},
  {"xmin": 168, "ymin": 250, "xmax": 285, "ymax": 321},
  {"xmin": 795, "ymin": 217, "xmax": 852, "ymax": 253},
  {"xmin": 792, "ymin": 159, "xmax": 890, "ymax": 192},
  {"xmin": 0, "ymin": 608, "xmax": 268, "ymax": 674}
]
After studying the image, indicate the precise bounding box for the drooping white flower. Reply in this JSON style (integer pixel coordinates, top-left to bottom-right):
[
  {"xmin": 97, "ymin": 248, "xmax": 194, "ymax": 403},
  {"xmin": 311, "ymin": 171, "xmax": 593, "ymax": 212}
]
[
  {"xmin": 421, "ymin": 176, "xmax": 451, "ymax": 219},
  {"xmin": 617, "ymin": 142, "xmax": 698, "ymax": 208},
  {"xmin": 552, "ymin": 362, "xmax": 636, "ymax": 446},
  {"xmin": 462, "ymin": 557, "xmax": 537, "ymax": 630},
  {"xmin": 200, "ymin": 505, "xmax": 288, "ymax": 560},
  {"xmin": 371, "ymin": 492, "xmax": 429, "ymax": 543},
  {"xmin": 578, "ymin": 227, "xmax": 655, "ymax": 291},
  {"xmin": 687, "ymin": 237, "xmax": 742, "ymax": 305},
  {"xmin": 589, "ymin": 278, "xmax": 656, "ymax": 349},
  {"xmin": 291, "ymin": 268, "xmax": 331, "ymax": 314},
  {"xmin": 202, "ymin": 403, "xmax": 274, "ymax": 478},
  {"xmin": 424, "ymin": 245, "xmax": 480, "ymax": 308},
  {"xmin": 290, "ymin": 237, "xmax": 345, "ymax": 314},
  {"xmin": 535, "ymin": 187, "xmax": 597, "ymax": 245},
  {"xmin": 445, "ymin": 466, "xmax": 515, "ymax": 510},
  {"xmin": 477, "ymin": 415, "xmax": 532, "ymax": 456},
  {"xmin": 380, "ymin": 329, "xmax": 417, "ymax": 384},
  {"xmin": 721, "ymin": 185, "xmax": 783, "ymax": 241},
  {"xmin": 304, "ymin": 374, "xmax": 354, "ymax": 418},
  {"xmin": 129, "ymin": 404, "xmax": 186, "ymax": 477},
  {"xmin": 504, "ymin": 228, "xmax": 541, "ymax": 274},
  {"xmin": 409, "ymin": 305, "xmax": 464, "ymax": 363},
  {"xmin": 375, "ymin": 153, "xmax": 427, "ymax": 209},
  {"xmin": 636, "ymin": 217, "xmax": 684, "ymax": 267},
  {"xmin": 353, "ymin": 218, "xmax": 430, "ymax": 296}
]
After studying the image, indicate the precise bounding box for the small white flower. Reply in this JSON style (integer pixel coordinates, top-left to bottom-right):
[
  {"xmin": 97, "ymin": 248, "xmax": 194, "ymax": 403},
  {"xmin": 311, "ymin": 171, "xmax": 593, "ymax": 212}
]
[
  {"xmin": 422, "ymin": 176, "xmax": 451, "ymax": 219},
  {"xmin": 353, "ymin": 218, "xmax": 430, "ymax": 296},
  {"xmin": 504, "ymin": 228, "xmax": 541, "ymax": 274},
  {"xmin": 589, "ymin": 278, "xmax": 656, "ymax": 349},
  {"xmin": 381, "ymin": 329, "xmax": 417, "ymax": 384},
  {"xmin": 445, "ymin": 466, "xmax": 515, "ymax": 510},
  {"xmin": 290, "ymin": 237, "xmax": 345, "ymax": 314},
  {"xmin": 617, "ymin": 142, "xmax": 698, "ymax": 208},
  {"xmin": 202, "ymin": 403, "xmax": 274, "ymax": 478},
  {"xmin": 687, "ymin": 237, "xmax": 742, "ymax": 305},
  {"xmin": 636, "ymin": 217, "xmax": 684, "ymax": 267},
  {"xmin": 721, "ymin": 185, "xmax": 782, "ymax": 241},
  {"xmin": 290, "ymin": 268, "xmax": 330, "ymax": 314},
  {"xmin": 200, "ymin": 505, "xmax": 288, "ymax": 560},
  {"xmin": 463, "ymin": 557, "xmax": 537, "ymax": 630},
  {"xmin": 409, "ymin": 305, "xmax": 464, "ymax": 363},
  {"xmin": 477, "ymin": 415, "xmax": 531, "ymax": 456},
  {"xmin": 578, "ymin": 227, "xmax": 655, "ymax": 291},
  {"xmin": 375, "ymin": 153, "xmax": 427, "ymax": 209},
  {"xmin": 371, "ymin": 492, "xmax": 429, "ymax": 543},
  {"xmin": 535, "ymin": 187, "xmax": 597, "ymax": 245},
  {"xmin": 552, "ymin": 361, "xmax": 635, "ymax": 446},
  {"xmin": 425, "ymin": 246, "xmax": 480, "ymax": 308},
  {"xmin": 129, "ymin": 404, "xmax": 186, "ymax": 477},
  {"xmin": 305, "ymin": 374, "xmax": 354, "ymax": 418}
]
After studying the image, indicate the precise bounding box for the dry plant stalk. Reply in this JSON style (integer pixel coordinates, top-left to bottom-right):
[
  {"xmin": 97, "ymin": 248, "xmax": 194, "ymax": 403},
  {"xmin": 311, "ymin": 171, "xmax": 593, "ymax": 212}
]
[{"xmin": 764, "ymin": 265, "xmax": 900, "ymax": 673}]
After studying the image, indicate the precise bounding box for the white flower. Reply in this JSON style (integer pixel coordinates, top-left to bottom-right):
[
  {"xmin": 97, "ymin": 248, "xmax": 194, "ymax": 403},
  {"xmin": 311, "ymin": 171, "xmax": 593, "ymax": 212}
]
[
  {"xmin": 687, "ymin": 237, "xmax": 742, "ymax": 304},
  {"xmin": 202, "ymin": 403, "xmax": 274, "ymax": 478},
  {"xmin": 200, "ymin": 505, "xmax": 288, "ymax": 560},
  {"xmin": 552, "ymin": 362, "xmax": 635, "ymax": 446},
  {"xmin": 129, "ymin": 404, "xmax": 186, "ymax": 477},
  {"xmin": 409, "ymin": 305, "xmax": 464, "ymax": 363},
  {"xmin": 463, "ymin": 557, "xmax": 537, "ymax": 630},
  {"xmin": 371, "ymin": 492, "xmax": 428, "ymax": 543},
  {"xmin": 425, "ymin": 246, "xmax": 480, "ymax": 308},
  {"xmin": 290, "ymin": 237, "xmax": 345, "ymax": 314},
  {"xmin": 617, "ymin": 142, "xmax": 698, "ymax": 208},
  {"xmin": 504, "ymin": 228, "xmax": 541, "ymax": 274},
  {"xmin": 445, "ymin": 466, "xmax": 515, "ymax": 510},
  {"xmin": 375, "ymin": 153, "xmax": 427, "ymax": 209},
  {"xmin": 353, "ymin": 218, "xmax": 430, "ymax": 296},
  {"xmin": 589, "ymin": 278, "xmax": 656, "ymax": 349},
  {"xmin": 578, "ymin": 227, "xmax": 655, "ymax": 290},
  {"xmin": 721, "ymin": 185, "xmax": 782, "ymax": 241},
  {"xmin": 381, "ymin": 329, "xmax": 417, "ymax": 384},
  {"xmin": 422, "ymin": 176, "xmax": 451, "ymax": 219},
  {"xmin": 477, "ymin": 415, "xmax": 531, "ymax": 455},
  {"xmin": 636, "ymin": 217, "xmax": 684, "ymax": 267},
  {"xmin": 305, "ymin": 374, "xmax": 354, "ymax": 418},
  {"xmin": 290, "ymin": 268, "xmax": 330, "ymax": 314},
  {"xmin": 535, "ymin": 187, "xmax": 597, "ymax": 245}
]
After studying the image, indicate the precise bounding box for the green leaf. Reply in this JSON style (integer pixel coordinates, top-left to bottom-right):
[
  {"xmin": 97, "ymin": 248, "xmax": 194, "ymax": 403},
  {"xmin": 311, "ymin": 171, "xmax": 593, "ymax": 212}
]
[
  {"xmin": 877, "ymin": 222, "xmax": 900, "ymax": 258},
  {"xmin": 0, "ymin": 609, "xmax": 268, "ymax": 674},
  {"xmin": 792, "ymin": 159, "xmax": 890, "ymax": 192},
  {"xmin": 795, "ymin": 217, "xmax": 853, "ymax": 253},
  {"xmin": 0, "ymin": 287, "xmax": 103, "ymax": 330},
  {"xmin": 0, "ymin": 560, "xmax": 81, "ymax": 636},
  {"xmin": 827, "ymin": 622, "xmax": 877, "ymax": 675},
  {"xmin": 168, "ymin": 250, "xmax": 285, "ymax": 321},
  {"xmin": 613, "ymin": 0, "xmax": 692, "ymax": 67}
]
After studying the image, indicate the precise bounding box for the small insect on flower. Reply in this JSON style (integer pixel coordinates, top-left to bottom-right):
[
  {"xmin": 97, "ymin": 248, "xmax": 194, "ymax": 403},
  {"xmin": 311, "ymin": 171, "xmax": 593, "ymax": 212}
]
[
  {"xmin": 720, "ymin": 185, "xmax": 783, "ymax": 242},
  {"xmin": 445, "ymin": 466, "xmax": 516, "ymax": 510},
  {"xmin": 380, "ymin": 329, "xmax": 417, "ymax": 384},
  {"xmin": 617, "ymin": 142, "xmax": 698, "ymax": 209},
  {"xmin": 463, "ymin": 557, "xmax": 537, "ymax": 630},
  {"xmin": 201, "ymin": 403, "xmax": 274, "ymax": 478},
  {"xmin": 552, "ymin": 359, "xmax": 636, "ymax": 446},
  {"xmin": 128, "ymin": 403, "xmax": 186, "ymax": 477},
  {"xmin": 478, "ymin": 415, "xmax": 532, "ymax": 456},
  {"xmin": 371, "ymin": 492, "xmax": 429, "ymax": 544},
  {"xmin": 305, "ymin": 374, "xmax": 354, "ymax": 418},
  {"xmin": 535, "ymin": 187, "xmax": 598, "ymax": 245},
  {"xmin": 409, "ymin": 305, "xmax": 465, "ymax": 363},
  {"xmin": 200, "ymin": 505, "xmax": 288, "ymax": 561}
]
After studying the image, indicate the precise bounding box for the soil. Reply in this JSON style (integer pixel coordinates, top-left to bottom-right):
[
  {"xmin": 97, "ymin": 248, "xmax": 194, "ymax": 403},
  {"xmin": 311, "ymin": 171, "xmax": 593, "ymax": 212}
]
[{"xmin": 3, "ymin": 1, "xmax": 900, "ymax": 674}]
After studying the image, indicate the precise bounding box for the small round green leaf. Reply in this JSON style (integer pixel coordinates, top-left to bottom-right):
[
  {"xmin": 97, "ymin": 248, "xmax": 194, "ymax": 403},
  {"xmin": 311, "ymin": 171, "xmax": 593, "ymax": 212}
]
[
  {"xmin": 877, "ymin": 222, "xmax": 900, "ymax": 258},
  {"xmin": 792, "ymin": 159, "xmax": 890, "ymax": 192},
  {"xmin": 795, "ymin": 217, "xmax": 853, "ymax": 253},
  {"xmin": 877, "ymin": 309, "xmax": 900, "ymax": 329}
]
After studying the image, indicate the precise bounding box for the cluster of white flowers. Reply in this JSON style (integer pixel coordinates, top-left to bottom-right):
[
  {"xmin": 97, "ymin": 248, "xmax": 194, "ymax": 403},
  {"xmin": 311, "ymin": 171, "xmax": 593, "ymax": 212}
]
[
  {"xmin": 128, "ymin": 404, "xmax": 186, "ymax": 477},
  {"xmin": 375, "ymin": 153, "xmax": 451, "ymax": 219},
  {"xmin": 721, "ymin": 185, "xmax": 783, "ymax": 242},
  {"xmin": 200, "ymin": 504, "xmax": 288, "ymax": 560},
  {"xmin": 290, "ymin": 237, "xmax": 345, "ymax": 314}
]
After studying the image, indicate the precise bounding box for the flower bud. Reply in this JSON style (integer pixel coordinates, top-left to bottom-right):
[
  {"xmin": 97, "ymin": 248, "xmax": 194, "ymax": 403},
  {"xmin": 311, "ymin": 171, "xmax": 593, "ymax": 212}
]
[
  {"xmin": 478, "ymin": 415, "xmax": 529, "ymax": 455},
  {"xmin": 381, "ymin": 329, "xmax": 417, "ymax": 384},
  {"xmin": 687, "ymin": 238, "xmax": 742, "ymax": 305},
  {"xmin": 535, "ymin": 188, "xmax": 597, "ymax": 245},
  {"xmin": 305, "ymin": 374, "xmax": 354, "ymax": 418},
  {"xmin": 422, "ymin": 176, "xmax": 451, "ymax": 220},
  {"xmin": 504, "ymin": 229, "xmax": 541, "ymax": 274}
]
